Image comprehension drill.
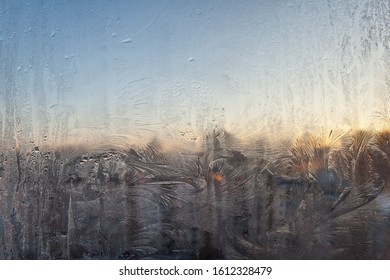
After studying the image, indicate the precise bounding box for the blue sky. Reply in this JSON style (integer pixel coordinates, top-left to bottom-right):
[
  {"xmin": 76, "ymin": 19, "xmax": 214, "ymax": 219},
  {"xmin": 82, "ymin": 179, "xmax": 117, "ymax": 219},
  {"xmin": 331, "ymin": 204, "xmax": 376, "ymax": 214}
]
[{"xmin": 0, "ymin": 0, "xmax": 389, "ymax": 149}]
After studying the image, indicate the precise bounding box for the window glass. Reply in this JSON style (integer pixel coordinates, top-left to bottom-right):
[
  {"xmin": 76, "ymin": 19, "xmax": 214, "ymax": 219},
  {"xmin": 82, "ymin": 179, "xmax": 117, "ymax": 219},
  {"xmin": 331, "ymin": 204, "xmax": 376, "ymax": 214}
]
[{"xmin": 0, "ymin": 0, "xmax": 389, "ymax": 259}]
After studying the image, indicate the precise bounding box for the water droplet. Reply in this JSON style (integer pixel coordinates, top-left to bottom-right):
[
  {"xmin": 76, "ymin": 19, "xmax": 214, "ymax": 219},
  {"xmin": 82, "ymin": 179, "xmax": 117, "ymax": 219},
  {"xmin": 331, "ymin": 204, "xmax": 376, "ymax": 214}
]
[
  {"xmin": 121, "ymin": 38, "xmax": 132, "ymax": 44},
  {"xmin": 51, "ymin": 31, "xmax": 56, "ymax": 38},
  {"xmin": 111, "ymin": 32, "xmax": 117, "ymax": 37},
  {"xmin": 188, "ymin": 57, "xmax": 194, "ymax": 62}
]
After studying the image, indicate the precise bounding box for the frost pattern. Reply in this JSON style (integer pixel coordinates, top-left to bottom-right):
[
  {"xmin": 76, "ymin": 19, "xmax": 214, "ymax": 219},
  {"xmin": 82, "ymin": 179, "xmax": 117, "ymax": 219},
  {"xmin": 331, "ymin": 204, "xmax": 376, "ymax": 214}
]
[
  {"xmin": 0, "ymin": 1, "xmax": 390, "ymax": 259},
  {"xmin": 0, "ymin": 130, "xmax": 390, "ymax": 259}
]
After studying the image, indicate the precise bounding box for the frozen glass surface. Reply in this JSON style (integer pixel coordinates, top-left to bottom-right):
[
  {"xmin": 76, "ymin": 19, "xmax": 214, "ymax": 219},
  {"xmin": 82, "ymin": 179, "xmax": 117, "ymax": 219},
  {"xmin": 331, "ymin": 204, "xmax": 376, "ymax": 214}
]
[{"xmin": 0, "ymin": 0, "xmax": 390, "ymax": 259}]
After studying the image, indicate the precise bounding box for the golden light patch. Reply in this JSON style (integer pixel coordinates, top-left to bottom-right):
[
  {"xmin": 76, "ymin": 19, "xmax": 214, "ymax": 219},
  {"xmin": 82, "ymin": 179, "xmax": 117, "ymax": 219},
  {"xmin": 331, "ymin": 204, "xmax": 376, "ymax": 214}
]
[{"xmin": 213, "ymin": 173, "xmax": 223, "ymax": 182}]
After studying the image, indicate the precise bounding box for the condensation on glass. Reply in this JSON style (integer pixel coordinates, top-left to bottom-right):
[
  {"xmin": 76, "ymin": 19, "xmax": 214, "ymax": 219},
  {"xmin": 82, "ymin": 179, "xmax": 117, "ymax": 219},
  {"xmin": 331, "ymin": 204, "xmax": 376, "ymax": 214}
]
[{"xmin": 0, "ymin": 0, "xmax": 389, "ymax": 259}]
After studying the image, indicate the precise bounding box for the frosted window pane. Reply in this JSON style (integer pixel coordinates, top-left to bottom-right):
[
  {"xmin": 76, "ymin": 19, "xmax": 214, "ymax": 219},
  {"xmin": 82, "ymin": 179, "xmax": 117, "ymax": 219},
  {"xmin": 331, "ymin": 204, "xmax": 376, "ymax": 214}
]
[{"xmin": 0, "ymin": 0, "xmax": 389, "ymax": 259}]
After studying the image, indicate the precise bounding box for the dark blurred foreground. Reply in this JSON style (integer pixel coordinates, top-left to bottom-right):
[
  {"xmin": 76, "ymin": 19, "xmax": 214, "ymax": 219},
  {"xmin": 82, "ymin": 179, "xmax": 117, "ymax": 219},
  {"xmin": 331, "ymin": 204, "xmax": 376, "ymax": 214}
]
[{"xmin": 1, "ymin": 130, "xmax": 390, "ymax": 259}]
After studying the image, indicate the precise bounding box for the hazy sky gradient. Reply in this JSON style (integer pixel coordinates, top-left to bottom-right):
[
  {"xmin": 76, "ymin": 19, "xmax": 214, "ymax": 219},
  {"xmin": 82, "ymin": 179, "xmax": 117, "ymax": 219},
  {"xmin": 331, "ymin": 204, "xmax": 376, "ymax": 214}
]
[{"xmin": 0, "ymin": 0, "xmax": 389, "ymax": 150}]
